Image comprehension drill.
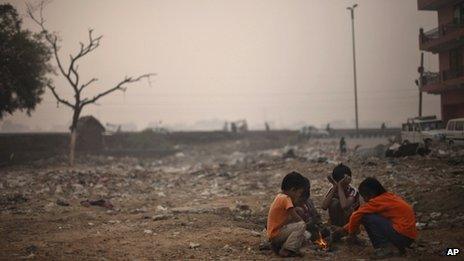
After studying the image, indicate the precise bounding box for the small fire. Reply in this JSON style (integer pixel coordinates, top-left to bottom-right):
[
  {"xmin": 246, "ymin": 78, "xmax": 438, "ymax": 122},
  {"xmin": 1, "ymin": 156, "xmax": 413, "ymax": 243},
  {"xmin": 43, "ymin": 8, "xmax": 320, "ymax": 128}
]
[{"xmin": 314, "ymin": 231, "xmax": 328, "ymax": 250}]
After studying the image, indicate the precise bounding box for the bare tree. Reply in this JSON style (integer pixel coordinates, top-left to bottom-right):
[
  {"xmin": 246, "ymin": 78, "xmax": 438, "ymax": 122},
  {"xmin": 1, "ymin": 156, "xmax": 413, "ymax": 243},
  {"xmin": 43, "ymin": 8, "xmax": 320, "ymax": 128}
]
[{"xmin": 27, "ymin": 1, "xmax": 154, "ymax": 165}]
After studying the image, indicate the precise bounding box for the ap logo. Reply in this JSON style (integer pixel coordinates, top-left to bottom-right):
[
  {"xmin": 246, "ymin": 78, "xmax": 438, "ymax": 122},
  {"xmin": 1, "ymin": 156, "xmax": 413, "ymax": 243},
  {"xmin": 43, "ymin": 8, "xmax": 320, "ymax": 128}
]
[{"xmin": 446, "ymin": 248, "xmax": 460, "ymax": 256}]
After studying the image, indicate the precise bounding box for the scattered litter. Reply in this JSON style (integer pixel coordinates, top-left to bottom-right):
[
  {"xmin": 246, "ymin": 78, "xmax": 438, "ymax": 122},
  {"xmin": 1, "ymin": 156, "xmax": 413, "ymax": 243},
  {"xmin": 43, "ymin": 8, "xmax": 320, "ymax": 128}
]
[
  {"xmin": 80, "ymin": 199, "xmax": 114, "ymax": 209},
  {"xmin": 416, "ymin": 222, "xmax": 427, "ymax": 230},
  {"xmin": 1, "ymin": 136, "xmax": 463, "ymax": 259},
  {"xmin": 430, "ymin": 212, "xmax": 442, "ymax": 219},
  {"xmin": 56, "ymin": 198, "xmax": 70, "ymax": 206},
  {"xmin": 189, "ymin": 242, "xmax": 201, "ymax": 249},
  {"xmin": 156, "ymin": 205, "xmax": 168, "ymax": 212},
  {"xmin": 153, "ymin": 214, "xmax": 173, "ymax": 221}
]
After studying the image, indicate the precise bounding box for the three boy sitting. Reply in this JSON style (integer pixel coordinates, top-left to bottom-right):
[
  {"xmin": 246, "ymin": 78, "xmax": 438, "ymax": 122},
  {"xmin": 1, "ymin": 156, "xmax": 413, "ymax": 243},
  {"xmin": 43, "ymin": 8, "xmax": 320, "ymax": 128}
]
[{"xmin": 267, "ymin": 166, "xmax": 417, "ymax": 259}]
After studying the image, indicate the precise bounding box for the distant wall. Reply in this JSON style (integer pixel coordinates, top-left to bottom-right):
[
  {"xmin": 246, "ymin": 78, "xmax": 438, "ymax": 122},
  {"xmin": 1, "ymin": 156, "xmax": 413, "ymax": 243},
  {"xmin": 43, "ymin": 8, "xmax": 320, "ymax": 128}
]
[
  {"xmin": 0, "ymin": 129, "xmax": 399, "ymax": 165},
  {"xmin": 329, "ymin": 128, "xmax": 401, "ymax": 138},
  {"xmin": 0, "ymin": 130, "xmax": 298, "ymax": 164},
  {"xmin": 0, "ymin": 133, "xmax": 69, "ymax": 164}
]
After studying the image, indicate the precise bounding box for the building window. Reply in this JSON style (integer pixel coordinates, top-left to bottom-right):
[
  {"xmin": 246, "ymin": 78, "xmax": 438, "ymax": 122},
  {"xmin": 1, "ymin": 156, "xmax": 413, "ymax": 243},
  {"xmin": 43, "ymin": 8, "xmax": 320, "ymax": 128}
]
[
  {"xmin": 449, "ymin": 48, "xmax": 463, "ymax": 70},
  {"xmin": 454, "ymin": 3, "xmax": 464, "ymax": 24},
  {"xmin": 456, "ymin": 121, "xmax": 464, "ymax": 131}
]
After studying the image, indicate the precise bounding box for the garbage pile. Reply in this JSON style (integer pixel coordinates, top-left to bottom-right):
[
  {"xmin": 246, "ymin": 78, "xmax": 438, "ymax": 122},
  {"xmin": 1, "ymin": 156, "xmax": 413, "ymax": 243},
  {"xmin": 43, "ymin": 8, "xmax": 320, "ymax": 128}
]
[{"xmin": 1, "ymin": 137, "xmax": 463, "ymax": 259}]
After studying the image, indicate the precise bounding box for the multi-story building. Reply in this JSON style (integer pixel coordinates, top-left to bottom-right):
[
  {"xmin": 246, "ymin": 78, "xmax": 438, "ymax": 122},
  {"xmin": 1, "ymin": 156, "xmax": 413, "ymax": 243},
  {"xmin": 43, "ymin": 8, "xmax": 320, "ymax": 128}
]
[{"xmin": 419, "ymin": 0, "xmax": 464, "ymax": 124}]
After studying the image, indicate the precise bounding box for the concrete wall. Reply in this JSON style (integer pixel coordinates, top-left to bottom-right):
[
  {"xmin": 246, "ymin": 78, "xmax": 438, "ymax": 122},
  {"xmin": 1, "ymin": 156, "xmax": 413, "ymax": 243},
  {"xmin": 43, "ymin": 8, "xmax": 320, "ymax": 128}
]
[
  {"xmin": 328, "ymin": 128, "xmax": 400, "ymax": 138},
  {"xmin": 436, "ymin": 3, "xmax": 464, "ymax": 123},
  {"xmin": 0, "ymin": 133, "xmax": 69, "ymax": 164},
  {"xmin": 0, "ymin": 130, "xmax": 299, "ymax": 164},
  {"xmin": 0, "ymin": 129, "xmax": 400, "ymax": 165},
  {"xmin": 438, "ymin": 3, "xmax": 454, "ymax": 25},
  {"xmin": 442, "ymin": 89, "xmax": 464, "ymax": 122}
]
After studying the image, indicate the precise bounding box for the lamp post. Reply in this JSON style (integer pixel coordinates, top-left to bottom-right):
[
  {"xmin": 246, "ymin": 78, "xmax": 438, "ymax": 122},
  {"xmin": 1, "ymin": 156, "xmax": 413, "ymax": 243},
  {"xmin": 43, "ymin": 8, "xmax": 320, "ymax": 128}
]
[{"xmin": 347, "ymin": 4, "xmax": 359, "ymax": 134}]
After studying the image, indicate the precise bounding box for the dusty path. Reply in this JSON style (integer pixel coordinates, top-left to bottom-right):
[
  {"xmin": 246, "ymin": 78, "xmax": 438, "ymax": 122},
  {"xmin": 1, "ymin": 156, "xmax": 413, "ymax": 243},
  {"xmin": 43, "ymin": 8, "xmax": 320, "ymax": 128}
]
[{"xmin": 1, "ymin": 138, "xmax": 464, "ymax": 260}]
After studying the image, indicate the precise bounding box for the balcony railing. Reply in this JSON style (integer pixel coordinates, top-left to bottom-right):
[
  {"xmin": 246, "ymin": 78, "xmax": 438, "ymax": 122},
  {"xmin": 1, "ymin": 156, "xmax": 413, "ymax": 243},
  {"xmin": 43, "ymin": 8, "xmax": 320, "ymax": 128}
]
[
  {"xmin": 420, "ymin": 68, "xmax": 464, "ymax": 87},
  {"xmin": 420, "ymin": 22, "xmax": 464, "ymax": 44},
  {"xmin": 421, "ymin": 71, "xmax": 440, "ymax": 85}
]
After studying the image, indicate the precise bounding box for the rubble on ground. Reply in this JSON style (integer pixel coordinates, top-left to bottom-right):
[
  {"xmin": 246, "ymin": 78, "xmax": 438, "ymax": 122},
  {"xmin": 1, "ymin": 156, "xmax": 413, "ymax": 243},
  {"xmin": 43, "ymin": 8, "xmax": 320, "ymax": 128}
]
[{"xmin": 0, "ymin": 138, "xmax": 463, "ymax": 259}]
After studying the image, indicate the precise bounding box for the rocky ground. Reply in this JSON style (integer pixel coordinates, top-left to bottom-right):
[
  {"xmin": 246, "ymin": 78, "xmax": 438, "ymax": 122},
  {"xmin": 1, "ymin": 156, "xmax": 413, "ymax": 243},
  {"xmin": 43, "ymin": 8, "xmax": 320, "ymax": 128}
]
[{"xmin": 1, "ymin": 136, "xmax": 464, "ymax": 260}]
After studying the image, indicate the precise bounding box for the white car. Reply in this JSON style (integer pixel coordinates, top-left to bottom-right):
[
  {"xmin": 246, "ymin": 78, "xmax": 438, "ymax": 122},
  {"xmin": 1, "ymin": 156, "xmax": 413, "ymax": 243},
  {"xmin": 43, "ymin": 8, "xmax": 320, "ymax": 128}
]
[
  {"xmin": 445, "ymin": 118, "xmax": 464, "ymax": 145},
  {"xmin": 299, "ymin": 126, "xmax": 329, "ymax": 139},
  {"xmin": 401, "ymin": 116, "xmax": 445, "ymax": 144}
]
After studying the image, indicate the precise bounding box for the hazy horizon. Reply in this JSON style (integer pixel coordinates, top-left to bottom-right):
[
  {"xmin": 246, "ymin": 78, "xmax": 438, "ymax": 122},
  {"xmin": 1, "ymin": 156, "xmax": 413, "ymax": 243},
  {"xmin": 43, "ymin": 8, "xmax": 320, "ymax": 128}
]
[{"xmin": 1, "ymin": 0, "xmax": 441, "ymax": 132}]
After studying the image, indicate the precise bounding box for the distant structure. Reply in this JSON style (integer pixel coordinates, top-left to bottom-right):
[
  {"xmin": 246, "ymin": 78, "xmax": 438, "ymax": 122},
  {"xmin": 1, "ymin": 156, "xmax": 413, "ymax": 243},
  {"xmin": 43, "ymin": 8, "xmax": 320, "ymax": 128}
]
[
  {"xmin": 229, "ymin": 120, "xmax": 248, "ymax": 133},
  {"xmin": 76, "ymin": 116, "xmax": 105, "ymax": 151},
  {"xmin": 418, "ymin": 0, "xmax": 464, "ymax": 124},
  {"xmin": 265, "ymin": 122, "xmax": 270, "ymax": 131},
  {"xmin": 106, "ymin": 123, "xmax": 122, "ymax": 133},
  {"xmin": 381, "ymin": 122, "xmax": 386, "ymax": 130}
]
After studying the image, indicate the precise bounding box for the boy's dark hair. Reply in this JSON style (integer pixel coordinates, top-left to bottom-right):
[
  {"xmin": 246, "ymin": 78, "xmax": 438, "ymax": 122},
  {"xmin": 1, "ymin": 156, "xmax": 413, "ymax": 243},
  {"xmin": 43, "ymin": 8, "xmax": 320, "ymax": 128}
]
[
  {"xmin": 358, "ymin": 177, "xmax": 387, "ymax": 198},
  {"xmin": 281, "ymin": 171, "xmax": 308, "ymax": 191},
  {"xmin": 300, "ymin": 177, "xmax": 311, "ymax": 201},
  {"xmin": 332, "ymin": 163, "xmax": 352, "ymax": 182}
]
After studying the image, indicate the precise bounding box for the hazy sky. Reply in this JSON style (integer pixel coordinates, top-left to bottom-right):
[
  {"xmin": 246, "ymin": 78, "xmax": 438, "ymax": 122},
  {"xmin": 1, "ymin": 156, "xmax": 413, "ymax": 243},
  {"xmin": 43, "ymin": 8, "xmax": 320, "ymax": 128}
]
[{"xmin": 3, "ymin": 0, "xmax": 440, "ymax": 131}]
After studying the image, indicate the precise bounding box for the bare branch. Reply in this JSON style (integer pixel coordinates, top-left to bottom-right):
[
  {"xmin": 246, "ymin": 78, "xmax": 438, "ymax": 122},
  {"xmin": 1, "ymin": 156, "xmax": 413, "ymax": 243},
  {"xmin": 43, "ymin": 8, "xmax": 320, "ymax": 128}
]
[
  {"xmin": 26, "ymin": 2, "xmax": 44, "ymax": 29},
  {"xmin": 26, "ymin": 1, "xmax": 54, "ymax": 44},
  {"xmin": 69, "ymin": 58, "xmax": 79, "ymax": 87},
  {"xmin": 79, "ymin": 78, "xmax": 98, "ymax": 92},
  {"xmin": 28, "ymin": 2, "xmax": 101, "ymax": 92},
  {"xmin": 28, "ymin": 2, "xmax": 77, "ymax": 89},
  {"xmin": 64, "ymin": 29, "xmax": 102, "ymax": 90},
  {"xmin": 50, "ymin": 38, "xmax": 70, "ymax": 83},
  {"xmin": 72, "ymin": 30, "xmax": 102, "ymax": 62},
  {"xmin": 46, "ymin": 84, "xmax": 74, "ymax": 108},
  {"xmin": 82, "ymin": 74, "xmax": 155, "ymax": 106}
]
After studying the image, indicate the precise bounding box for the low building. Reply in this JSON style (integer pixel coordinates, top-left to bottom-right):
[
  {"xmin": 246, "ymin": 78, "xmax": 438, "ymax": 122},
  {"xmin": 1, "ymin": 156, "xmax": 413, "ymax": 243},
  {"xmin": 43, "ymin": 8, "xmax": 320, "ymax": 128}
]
[{"xmin": 76, "ymin": 116, "xmax": 105, "ymax": 151}]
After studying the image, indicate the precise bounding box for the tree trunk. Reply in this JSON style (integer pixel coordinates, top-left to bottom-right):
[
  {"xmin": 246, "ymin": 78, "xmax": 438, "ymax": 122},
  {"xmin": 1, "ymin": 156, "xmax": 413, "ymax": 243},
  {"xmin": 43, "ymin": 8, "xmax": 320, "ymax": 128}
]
[
  {"xmin": 69, "ymin": 108, "xmax": 81, "ymax": 166},
  {"xmin": 69, "ymin": 129, "xmax": 77, "ymax": 166}
]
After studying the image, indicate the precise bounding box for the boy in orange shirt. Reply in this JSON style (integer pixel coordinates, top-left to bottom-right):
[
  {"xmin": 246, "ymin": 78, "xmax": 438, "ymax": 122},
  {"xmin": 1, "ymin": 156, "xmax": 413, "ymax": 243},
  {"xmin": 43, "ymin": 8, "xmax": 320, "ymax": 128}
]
[
  {"xmin": 267, "ymin": 171, "xmax": 308, "ymax": 257},
  {"xmin": 342, "ymin": 177, "xmax": 417, "ymax": 259}
]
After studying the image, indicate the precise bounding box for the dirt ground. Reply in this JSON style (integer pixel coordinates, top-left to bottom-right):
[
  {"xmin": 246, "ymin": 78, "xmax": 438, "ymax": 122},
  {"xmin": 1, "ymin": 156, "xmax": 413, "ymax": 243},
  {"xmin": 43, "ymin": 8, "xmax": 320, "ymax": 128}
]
[{"xmin": 1, "ymin": 136, "xmax": 464, "ymax": 260}]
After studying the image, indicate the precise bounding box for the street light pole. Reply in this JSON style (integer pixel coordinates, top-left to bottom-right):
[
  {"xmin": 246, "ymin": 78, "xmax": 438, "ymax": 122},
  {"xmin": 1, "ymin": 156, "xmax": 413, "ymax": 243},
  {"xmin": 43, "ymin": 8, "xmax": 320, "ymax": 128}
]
[
  {"xmin": 419, "ymin": 52, "xmax": 424, "ymax": 117},
  {"xmin": 347, "ymin": 4, "xmax": 359, "ymax": 134}
]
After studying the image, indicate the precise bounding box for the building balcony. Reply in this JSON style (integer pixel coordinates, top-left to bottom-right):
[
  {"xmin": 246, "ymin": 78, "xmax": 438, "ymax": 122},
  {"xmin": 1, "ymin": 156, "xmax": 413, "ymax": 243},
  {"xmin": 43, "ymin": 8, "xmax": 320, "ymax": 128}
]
[
  {"xmin": 421, "ymin": 68, "xmax": 464, "ymax": 93},
  {"xmin": 420, "ymin": 22, "xmax": 464, "ymax": 53},
  {"xmin": 418, "ymin": 0, "xmax": 458, "ymax": 11}
]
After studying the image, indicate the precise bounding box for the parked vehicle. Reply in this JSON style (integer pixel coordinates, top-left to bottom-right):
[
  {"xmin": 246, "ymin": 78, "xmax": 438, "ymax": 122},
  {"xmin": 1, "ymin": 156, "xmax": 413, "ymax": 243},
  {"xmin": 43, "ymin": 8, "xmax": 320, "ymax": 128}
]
[
  {"xmin": 401, "ymin": 116, "xmax": 445, "ymax": 144},
  {"xmin": 299, "ymin": 126, "xmax": 329, "ymax": 139},
  {"xmin": 445, "ymin": 118, "xmax": 464, "ymax": 145}
]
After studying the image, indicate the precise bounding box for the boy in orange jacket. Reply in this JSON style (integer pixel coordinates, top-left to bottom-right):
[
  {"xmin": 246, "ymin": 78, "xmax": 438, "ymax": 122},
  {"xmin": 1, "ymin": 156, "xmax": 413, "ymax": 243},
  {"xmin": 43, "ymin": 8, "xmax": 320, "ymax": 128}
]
[{"xmin": 342, "ymin": 177, "xmax": 417, "ymax": 259}]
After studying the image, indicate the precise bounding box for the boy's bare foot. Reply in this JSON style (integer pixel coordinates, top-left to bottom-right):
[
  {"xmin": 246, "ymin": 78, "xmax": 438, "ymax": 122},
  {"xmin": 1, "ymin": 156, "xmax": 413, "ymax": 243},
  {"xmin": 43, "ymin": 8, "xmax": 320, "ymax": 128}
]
[{"xmin": 278, "ymin": 248, "xmax": 303, "ymax": 257}]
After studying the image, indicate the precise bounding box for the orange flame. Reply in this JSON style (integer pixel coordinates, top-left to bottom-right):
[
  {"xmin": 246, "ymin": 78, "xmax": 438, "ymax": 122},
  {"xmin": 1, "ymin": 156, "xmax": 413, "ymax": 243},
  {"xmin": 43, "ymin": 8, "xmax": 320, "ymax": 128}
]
[{"xmin": 314, "ymin": 231, "xmax": 328, "ymax": 250}]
